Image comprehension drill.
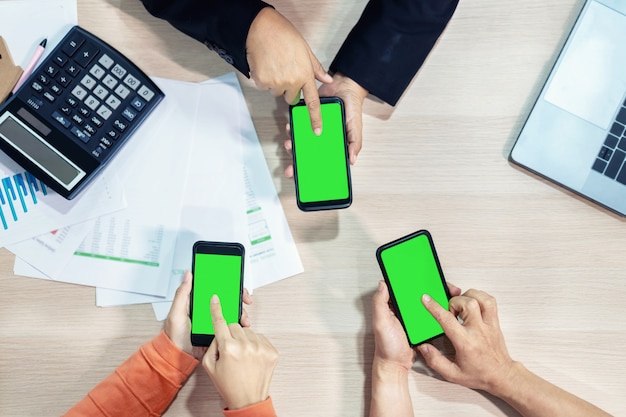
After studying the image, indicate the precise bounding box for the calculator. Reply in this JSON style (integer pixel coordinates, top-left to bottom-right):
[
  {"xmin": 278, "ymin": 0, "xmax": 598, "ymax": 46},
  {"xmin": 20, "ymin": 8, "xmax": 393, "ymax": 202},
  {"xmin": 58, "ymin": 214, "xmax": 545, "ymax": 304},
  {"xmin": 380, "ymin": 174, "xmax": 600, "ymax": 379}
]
[{"xmin": 0, "ymin": 26, "xmax": 164, "ymax": 199}]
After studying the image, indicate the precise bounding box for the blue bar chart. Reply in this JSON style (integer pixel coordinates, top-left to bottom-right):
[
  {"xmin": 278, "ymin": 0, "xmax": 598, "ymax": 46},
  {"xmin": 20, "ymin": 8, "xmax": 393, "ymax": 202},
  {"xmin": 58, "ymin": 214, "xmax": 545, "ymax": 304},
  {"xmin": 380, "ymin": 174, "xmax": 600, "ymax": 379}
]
[{"xmin": 0, "ymin": 171, "xmax": 48, "ymax": 230}]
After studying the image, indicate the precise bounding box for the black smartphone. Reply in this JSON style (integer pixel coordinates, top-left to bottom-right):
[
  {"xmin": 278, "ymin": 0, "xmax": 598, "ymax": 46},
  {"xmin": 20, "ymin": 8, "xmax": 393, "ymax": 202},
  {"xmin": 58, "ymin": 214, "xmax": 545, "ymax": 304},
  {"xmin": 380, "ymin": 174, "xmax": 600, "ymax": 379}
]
[
  {"xmin": 190, "ymin": 241, "xmax": 244, "ymax": 346},
  {"xmin": 375, "ymin": 230, "xmax": 451, "ymax": 347},
  {"xmin": 289, "ymin": 96, "xmax": 352, "ymax": 211}
]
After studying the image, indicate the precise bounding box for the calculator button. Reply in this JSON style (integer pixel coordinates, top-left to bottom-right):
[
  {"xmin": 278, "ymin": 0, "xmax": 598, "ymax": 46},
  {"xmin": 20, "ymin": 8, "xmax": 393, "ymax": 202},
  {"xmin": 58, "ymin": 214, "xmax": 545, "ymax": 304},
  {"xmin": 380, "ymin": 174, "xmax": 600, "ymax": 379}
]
[
  {"xmin": 91, "ymin": 116, "xmax": 103, "ymax": 127},
  {"xmin": 106, "ymin": 129, "xmax": 119, "ymax": 140},
  {"xmin": 44, "ymin": 64, "xmax": 59, "ymax": 77},
  {"xmin": 111, "ymin": 64, "xmax": 127, "ymax": 79},
  {"xmin": 71, "ymin": 126, "xmax": 90, "ymax": 143},
  {"xmin": 78, "ymin": 107, "xmax": 91, "ymax": 117},
  {"xmin": 31, "ymin": 82, "xmax": 44, "ymax": 93},
  {"xmin": 93, "ymin": 85, "xmax": 108, "ymax": 100},
  {"xmin": 84, "ymin": 124, "xmax": 97, "ymax": 136},
  {"xmin": 98, "ymin": 54, "xmax": 114, "ymax": 70},
  {"xmin": 62, "ymin": 35, "xmax": 85, "ymax": 57},
  {"xmin": 52, "ymin": 112, "xmax": 71, "ymax": 128},
  {"xmin": 50, "ymin": 84, "xmax": 63, "ymax": 95},
  {"xmin": 114, "ymin": 84, "xmax": 130, "ymax": 99},
  {"xmin": 84, "ymin": 95, "xmax": 100, "ymax": 110},
  {"xmin": 96, "ymin": 106, "xmax": 112, "ymax": 120},
  {"xmin": 103, "ymin": 74, "xmax": 118, "ymax": 89},
  {"xmin": 100, "ymin": 137, "xmax": 113, "ymax": 148},
  {"xmin": 53, "ymin": 55, "xmax": 68, "ymax": 67},
  {"xmin": 58, "ymin": 74, "xmax": 72, "ymax": 87},
  {"xmin": 60, "ymin": 106, "xmax": 71, "ymax": 115},
  {"xmin": 90, "ymin": 64, "xmax": 106, "ymax": 80},
  {"xmin": 43, "ymin": 92, "xmax": 56, "ymax": 102},
  {"xmin": 66, "ymin": 96, "xmax": 78, "ymax": 107},
  {"xmin": 80, "ymin": 74, "xmax": 96, "ymax": 90},
  {"xmin": 66, "ymin": 64, "xmax": 80, "ymax": 77},
  {"xmin": 130, "ymin": 97, "xmax": 146, "ymax": 111},
  {"xmin": 75, "ymin": 44, "xmax": 99, "ymax": 68},
  {"xmin": 122, "ymin": 107, "xmax": 137, "ymax": 122},
  {"xmin": 123, "ymin": 74, "xmax": 140, "ymax": 90},
  {"xmin": 72, "ymin": 114, "xmax": 84, "ymax": 125},
  {"xmin": 37, "ymin": 74, "xmax": 51, "ymax": 85},
  {"xmin": 105, "ymin": 95, "xmax": 121, "ymax": 110},
  {"xmin": 113, "ymin": 119, "xmax": 128, "ymax": 132},
  {"xmin": 71, "ymin": 85, "xmax": 88, "ymax": 101},
  {"xmin": 91, "ymin": 147, "xmax": 102, "ymax": 158},
  {"xmin": 137, "ymin": 85, "xmax": 156, "ymax": 102}
]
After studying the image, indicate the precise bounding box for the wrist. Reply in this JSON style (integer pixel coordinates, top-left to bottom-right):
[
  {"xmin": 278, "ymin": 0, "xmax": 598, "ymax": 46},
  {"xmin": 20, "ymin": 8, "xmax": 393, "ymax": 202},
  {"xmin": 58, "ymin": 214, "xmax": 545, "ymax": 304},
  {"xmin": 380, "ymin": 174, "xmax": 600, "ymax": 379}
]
[
  {"xmin": 372, "ymin": 356, "xmax": 410, "ymax": 381},
  {"xmin": 486, "ymin": 360, "xmax": 527, "ymax": 399},
  {"xmin": 332, "ymin": 72, "xmax": 368, "ymax": 101}
]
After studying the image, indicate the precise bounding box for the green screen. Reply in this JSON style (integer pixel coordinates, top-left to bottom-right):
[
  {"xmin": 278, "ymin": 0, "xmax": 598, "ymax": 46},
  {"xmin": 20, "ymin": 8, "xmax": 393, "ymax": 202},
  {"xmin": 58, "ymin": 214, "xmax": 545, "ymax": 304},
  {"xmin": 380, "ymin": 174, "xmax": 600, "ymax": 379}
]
[
  {"xmin": 379, "ymin": 233, "xmax": 449, "ymax": 345},
  {"xmin": 292, "ymin": 102, "xmax": 349, "ymax": 203},
  {"xmin": 191, "ymin": 252, "xmax": 242, "ymax": 335}
]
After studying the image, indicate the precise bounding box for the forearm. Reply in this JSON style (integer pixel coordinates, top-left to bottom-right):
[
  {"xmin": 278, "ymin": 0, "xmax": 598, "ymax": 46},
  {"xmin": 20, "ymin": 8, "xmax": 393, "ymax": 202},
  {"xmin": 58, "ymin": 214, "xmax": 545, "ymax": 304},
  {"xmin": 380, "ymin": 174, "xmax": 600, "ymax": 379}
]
[
  {"xmin": 140, "ymin": 0, "xmax": 271, "ymax": 75},
  {"xmin": 492, "ymin": 362, "xmax": 613, "ymax": 417},
  {"xmin": 330, "ymin": 0, "xmax": 458, "ymax": 106},
  {"xmin": 63, "ymin": 331, "xmax": 199, "ymax": 417},
  {"xmin": 369, "ymin": 357, "xmax": 414, "ymax": 417}
]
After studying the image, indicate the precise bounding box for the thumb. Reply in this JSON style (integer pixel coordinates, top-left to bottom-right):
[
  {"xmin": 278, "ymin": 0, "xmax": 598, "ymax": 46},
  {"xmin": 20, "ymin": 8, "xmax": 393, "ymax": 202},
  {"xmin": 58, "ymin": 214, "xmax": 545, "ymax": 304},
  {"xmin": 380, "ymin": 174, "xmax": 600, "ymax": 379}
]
[
  {"xmin": 309, "ymin": 52, "xmax": 333, "ymax": 84},
  {"xmin": 417, "ymin": 343, "xmax": 462, "ymax": 383},
  {"xmin": 203, "ymin": 337, "xmax": 219, "ymax": 374}
]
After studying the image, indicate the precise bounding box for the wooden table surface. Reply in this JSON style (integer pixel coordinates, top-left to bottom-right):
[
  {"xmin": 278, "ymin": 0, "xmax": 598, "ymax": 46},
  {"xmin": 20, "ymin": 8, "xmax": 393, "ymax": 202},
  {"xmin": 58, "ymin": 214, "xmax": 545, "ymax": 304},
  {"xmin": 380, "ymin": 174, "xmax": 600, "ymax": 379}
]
[{"xmin": 1, "ymin": 0, "xmax": 624, "ymax": 416}]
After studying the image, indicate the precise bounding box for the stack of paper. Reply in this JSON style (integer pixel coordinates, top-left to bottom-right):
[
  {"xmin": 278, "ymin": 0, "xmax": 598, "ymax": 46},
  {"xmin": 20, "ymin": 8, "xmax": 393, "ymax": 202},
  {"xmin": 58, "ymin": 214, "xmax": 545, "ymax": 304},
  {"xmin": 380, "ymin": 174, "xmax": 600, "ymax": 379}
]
[{"xmin": 2, "ymin": 1, "xmax": 302, "ymax": 320}]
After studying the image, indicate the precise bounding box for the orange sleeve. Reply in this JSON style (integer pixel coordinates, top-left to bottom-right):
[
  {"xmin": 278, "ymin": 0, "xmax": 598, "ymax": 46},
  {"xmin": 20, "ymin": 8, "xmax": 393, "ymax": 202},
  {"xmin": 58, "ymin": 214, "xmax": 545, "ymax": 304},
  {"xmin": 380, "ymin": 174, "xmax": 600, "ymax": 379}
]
[
  {"xmin": 222, "ymin": 397, "xmax": 277, "ymax": 417},
  {"xmin": 63, "ymin": 330, "xmax": 199, "ymax": 417}
]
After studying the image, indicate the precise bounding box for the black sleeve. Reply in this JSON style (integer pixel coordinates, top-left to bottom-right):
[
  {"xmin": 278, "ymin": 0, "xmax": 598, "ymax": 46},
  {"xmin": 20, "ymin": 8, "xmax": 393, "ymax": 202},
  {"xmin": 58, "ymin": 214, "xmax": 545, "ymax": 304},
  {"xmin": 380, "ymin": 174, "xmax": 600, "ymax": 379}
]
[
  {"xmin": 140, "ymin": 0, "xmax": 272, "ymax": 76},
  {"xmin": 329, "ymin": 0, "xmax": 459, "ymax": 106}
]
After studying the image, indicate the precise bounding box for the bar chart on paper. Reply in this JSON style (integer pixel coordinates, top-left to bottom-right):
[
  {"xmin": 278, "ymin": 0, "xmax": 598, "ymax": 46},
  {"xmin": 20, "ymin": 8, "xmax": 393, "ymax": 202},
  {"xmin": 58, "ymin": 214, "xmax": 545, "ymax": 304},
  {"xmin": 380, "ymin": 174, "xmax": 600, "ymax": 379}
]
[{"xmin": 0, "ymin": 171, "xmax": 48, "ymax": 231}]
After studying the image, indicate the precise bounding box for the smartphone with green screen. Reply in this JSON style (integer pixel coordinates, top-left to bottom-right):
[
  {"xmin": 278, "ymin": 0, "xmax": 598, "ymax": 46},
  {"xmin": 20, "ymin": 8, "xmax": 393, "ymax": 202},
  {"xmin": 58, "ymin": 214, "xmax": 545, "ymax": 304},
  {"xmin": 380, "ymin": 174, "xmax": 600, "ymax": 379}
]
[
  {"xmin": 190, "ymin": 241, "xmax": 244, "ymax": 346},
  {"xmin": 289, "ymin": 96, "xmax": 352, "ymax": 211},
  {"xmin": 375, "ymin": 230, "xmax": 451, "ymax": 347}
]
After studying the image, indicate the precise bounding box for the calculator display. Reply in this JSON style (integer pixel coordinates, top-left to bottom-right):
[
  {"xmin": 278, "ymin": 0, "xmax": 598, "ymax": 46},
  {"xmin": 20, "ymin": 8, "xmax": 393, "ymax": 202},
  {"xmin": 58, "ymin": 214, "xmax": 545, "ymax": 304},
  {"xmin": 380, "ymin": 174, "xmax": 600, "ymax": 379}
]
[
  {"xmin": 0, "ymin": 26, "xmax": 164, "ymax": 199},
  {"xmin": 0, "ymin": 111, "xmax": 85, "ymax": 189}
]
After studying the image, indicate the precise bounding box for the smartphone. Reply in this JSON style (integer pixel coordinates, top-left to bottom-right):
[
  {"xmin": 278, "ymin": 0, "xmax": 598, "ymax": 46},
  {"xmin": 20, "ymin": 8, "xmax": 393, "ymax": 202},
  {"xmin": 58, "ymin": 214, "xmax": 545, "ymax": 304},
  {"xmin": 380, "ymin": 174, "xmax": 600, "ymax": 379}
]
[
  {"xmin": 375, "ymin": 230, "xmax": 451, "ymax": 347},
  {"xmin": 289, "ymin": 96, "xmax": 352, "ymax": 211},
  {"xmin": 190, "ymin": 241, "xmax": 244, "ymax": 346}
]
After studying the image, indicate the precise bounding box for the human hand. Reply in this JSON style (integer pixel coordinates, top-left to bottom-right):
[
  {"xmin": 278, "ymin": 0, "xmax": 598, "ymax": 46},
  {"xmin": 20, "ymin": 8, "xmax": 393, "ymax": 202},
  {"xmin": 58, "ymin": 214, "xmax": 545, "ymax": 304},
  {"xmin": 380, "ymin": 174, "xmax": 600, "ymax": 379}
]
[
  {"xmin": 247, "ymin": 7, "xmax": 332, "ymax": 136},
  {"xmin": 283, "ymin": 72, "xmax": 369, "ymax": 178},
  {"xmin": 418, "ymin": 289, "xmax": 516, "ymax": 394},
  {"xmin": 203, "ymin": 294, "xmax": 278, "ymax": 410},
  {"xmin": 164, "ymin": 271, "xmax": 253, "ymax": 359}
]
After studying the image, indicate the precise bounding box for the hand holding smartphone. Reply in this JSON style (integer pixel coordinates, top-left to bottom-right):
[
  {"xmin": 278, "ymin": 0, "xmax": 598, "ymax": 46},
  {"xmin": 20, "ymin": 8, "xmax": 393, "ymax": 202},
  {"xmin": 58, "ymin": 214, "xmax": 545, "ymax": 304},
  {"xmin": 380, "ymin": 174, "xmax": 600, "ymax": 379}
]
[
  {"xmin": 190, "ymin": 241, "xmax": 244, "ymax": 346},
  {"xmin": 376, "ymin": 230, "xmax": 451, "ymax": 346},
  {"xmin": 289, "ymin": 96, "xmax": 352, "ymax": 211}
]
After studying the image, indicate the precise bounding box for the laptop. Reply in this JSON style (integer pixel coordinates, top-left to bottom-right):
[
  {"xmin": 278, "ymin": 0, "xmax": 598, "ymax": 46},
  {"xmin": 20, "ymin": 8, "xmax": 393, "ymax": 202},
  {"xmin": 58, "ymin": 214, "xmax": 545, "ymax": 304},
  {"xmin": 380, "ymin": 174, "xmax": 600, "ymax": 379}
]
[{"xmin": 509, "ymin": 0, "xmax": 626, "ymax": 216}]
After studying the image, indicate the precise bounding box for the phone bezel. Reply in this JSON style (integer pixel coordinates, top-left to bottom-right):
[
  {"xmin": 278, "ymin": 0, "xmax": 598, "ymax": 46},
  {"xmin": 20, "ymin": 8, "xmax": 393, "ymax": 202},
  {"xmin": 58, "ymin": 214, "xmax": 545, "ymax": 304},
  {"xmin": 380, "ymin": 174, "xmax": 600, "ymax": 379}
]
[
  {"xmin": 375, "ymin": 230, "xmax": 451, "ymax": 347},
  {"xmin": 289, "ymin": 96, "xmax": 352, "ymax": 211},
  {"xmin": 190, "ymin": 240, "xmax": 244, "ymax": 346}
]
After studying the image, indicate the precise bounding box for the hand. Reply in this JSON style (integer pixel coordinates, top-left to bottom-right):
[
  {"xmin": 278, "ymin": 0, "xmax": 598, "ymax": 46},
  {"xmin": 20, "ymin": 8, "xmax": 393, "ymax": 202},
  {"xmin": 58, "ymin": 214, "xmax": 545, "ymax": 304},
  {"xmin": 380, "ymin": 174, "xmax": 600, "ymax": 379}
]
[
  {"xmin": 164, "ymin": 271, "xmax": 253, "ymax": 359},
  {"xmin": 203, "ymin": 294, "xmax": 279, "ymax": 410},
  {"xmin": 418, "ymin": 289, "xmax": 516, "ymax": 394},
  {"xmin": 283, "ymin": 72, "xmax": 369, "ymax": 178},
  {"xmin": 246, "ymin": 7, "xmax": 333, "ymax": 135},
  {"xmin": 371, "ymin": 280, "xmax": 416, "ymax": 371}
]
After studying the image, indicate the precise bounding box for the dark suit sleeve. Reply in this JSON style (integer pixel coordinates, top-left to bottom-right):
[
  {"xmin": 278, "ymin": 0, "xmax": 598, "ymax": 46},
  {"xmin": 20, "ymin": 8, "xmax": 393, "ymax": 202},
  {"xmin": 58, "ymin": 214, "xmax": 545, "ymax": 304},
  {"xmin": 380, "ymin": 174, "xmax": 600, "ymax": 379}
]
[
  {"xmin": 140, "ymin": 0, "xmax": 272, "ymax": 76},
  {"xmin": 329, "ymin": 0, "xmax": 459, "ymax": 106}
]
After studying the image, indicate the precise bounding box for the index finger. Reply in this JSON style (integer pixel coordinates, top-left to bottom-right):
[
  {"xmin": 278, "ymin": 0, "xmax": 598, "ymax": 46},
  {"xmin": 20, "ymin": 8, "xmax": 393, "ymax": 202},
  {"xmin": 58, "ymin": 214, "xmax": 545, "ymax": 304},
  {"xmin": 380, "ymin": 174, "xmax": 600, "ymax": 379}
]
[
  {"xmin": 301, "ymin": 80, "xmax": 322, "ymax": 135},
  {"xmin": 210, "ymin": 294, "xmax": 231, "ymax": 342},
  {"xmin": 421, "ymin": 294, "xmax": 464, "ymax": 341}
]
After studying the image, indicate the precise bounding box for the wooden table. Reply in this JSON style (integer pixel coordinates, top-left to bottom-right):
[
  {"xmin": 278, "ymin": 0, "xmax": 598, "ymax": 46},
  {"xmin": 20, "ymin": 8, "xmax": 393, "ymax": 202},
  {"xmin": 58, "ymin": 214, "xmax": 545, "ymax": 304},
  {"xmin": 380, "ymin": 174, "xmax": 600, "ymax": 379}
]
[{"xmin": 1, "ymin": 0, "xmax": 624, "ymax": 415}]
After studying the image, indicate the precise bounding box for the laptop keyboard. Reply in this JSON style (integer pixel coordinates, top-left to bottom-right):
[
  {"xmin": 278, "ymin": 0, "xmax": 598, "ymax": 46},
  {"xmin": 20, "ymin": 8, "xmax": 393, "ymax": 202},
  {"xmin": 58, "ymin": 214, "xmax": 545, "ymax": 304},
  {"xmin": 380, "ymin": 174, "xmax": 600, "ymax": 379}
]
[{"xmin": 591, "ymin": 97, "xmax": 626, "ymax": 185}]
